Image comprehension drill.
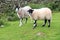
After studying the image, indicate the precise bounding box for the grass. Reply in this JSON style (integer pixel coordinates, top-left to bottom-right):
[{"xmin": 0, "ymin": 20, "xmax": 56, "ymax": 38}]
[{"xmin": 0, "ymin": 12, "xmax": 60, "ymax": 40}]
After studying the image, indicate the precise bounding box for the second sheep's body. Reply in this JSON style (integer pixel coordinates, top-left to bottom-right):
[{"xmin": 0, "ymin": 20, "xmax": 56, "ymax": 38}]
[{"xmin": 15, "ymin": 6, "xmax": 31, "ymax": 26}]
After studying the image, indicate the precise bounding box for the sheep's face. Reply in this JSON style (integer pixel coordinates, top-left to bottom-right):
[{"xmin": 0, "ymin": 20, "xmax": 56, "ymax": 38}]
[
  {"xmin": 28, "ymin": 9, "xmax": 34, "ymax": 14},
  {"xmin": 15, "ymin": 5, "xmax": 20, "ymax": 12}
]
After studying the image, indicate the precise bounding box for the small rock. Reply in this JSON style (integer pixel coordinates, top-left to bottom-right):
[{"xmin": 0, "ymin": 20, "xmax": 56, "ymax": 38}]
[
  {"xmin": 36, "ymin": 32, "xmax": 45, "ymax": 36},
  {"xmin": 0, "ymin": 25, "xmax": 4, "ymax": 28},
  {"xmin": 37, "ymin": 32, "xmax": 41, "ymax": 36}
]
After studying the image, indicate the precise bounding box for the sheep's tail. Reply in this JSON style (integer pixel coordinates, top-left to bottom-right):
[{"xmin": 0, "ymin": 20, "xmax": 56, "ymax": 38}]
[{"xmin": 50, "ymin": 9, "xmax": 52, "ymax": 22}]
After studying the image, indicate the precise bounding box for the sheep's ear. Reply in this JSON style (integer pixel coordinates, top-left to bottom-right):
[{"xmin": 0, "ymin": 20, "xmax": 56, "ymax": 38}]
[
  {"xmin": 15, "ymin": 5, "xmax": 20, "ymax": 10},
  {"xmin": 28, "ymin": 9, "xmax": 34, "ymax": 14}
]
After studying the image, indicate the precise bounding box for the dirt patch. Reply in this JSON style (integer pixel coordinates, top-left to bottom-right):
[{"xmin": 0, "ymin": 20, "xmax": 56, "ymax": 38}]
[{"xmin": 36, "ymin": 32, "xmax": 45, "ymax": 36}]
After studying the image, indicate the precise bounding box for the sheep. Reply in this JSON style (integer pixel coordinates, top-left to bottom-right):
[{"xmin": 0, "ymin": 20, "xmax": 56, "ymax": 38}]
[
  {"xmin": 28, "ymin": 8, "xmax": 52, "ymax": 29},
  {"xmin": 15, "ymin": 5, "xmax": 31, "ymax": 26}
]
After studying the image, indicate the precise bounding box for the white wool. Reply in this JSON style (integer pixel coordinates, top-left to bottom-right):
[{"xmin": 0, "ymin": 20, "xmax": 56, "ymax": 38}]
[
  {"xmin": 16, "ymin": 6, "xmax": 31, "ymax": 18},
  {"xmin": 31, "ymin": 8, "xmax": 52, "ymax": 20},
  {"xmin": 17, "ymin": 6, "xmax": 31, "ymax": 18}
]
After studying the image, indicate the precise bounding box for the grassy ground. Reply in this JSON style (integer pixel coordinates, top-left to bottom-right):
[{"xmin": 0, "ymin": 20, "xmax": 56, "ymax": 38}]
[{"xmin": 0, "ymin": 12, "xmax": 60, "ymax": 40}]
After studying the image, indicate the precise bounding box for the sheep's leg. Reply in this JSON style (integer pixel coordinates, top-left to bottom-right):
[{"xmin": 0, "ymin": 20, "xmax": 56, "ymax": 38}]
[
  {"xmin": 23, "ymin": 18, "xmax": 28, "ymax": 24},
  {"xmin": 25, "ymin": 18, "xmax": 28, "ymax": 23},
  {"xmin": 48, "ymin": 20, "xmax": 50, "ymax": 27},
  {"xmin": 19, "ymin": 18, "xmax": 23, "ymax": 27},
  {"xmin": 42, "ymin": 19, "xmax": 47, "ymax": 27},
  {"xmin": 33, "ymin": 20, "xmax": 37, "ymax": 29}
]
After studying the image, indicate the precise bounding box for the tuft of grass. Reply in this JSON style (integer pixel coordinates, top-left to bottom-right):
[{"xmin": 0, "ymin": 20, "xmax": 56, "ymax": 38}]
[{"xmin": 28, "ymin": 3, "xmax": 46, "ymax": 9}]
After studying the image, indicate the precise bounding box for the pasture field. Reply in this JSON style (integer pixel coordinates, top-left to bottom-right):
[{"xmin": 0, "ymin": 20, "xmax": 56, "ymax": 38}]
[{"xmin": 0, "ymin": 12, "xmax": 60, "ymax": 40}]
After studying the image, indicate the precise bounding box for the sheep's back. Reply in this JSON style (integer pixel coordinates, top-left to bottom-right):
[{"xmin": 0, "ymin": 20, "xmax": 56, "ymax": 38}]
[{"xmin": 39, "ymin": 8, "xmax": 52, "ymax": 20}]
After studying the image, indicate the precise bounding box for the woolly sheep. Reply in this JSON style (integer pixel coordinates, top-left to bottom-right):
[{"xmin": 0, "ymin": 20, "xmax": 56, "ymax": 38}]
[
  {"xmin": 28, "ymin": 8, "xmax": 52, "ymax": 29},
  {"xmin": 15, "ymin": 6, "xmax": 31, "ymax": 26}
]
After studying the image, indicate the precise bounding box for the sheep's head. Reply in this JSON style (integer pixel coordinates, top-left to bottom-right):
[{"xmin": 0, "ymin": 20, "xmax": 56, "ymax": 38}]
[
  {"xmin": 28, "ymin": 9, "xmax": 34, "ymax": 14},
  {"xmin": 15, "ymin": 5, "xmax": 20, "ymax": 12}
]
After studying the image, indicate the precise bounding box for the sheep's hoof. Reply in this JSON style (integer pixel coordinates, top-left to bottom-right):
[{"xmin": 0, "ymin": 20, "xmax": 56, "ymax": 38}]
[
  {"xmin": 48, "ymin": 25, "xmax": 50, "ymax": 27},
  {"xmin": 33, "ymin": 26, "xmax": 36, "ymax": 29},
  {"xmin": 33, "ymin": 24, "xmax": 37, "ymax": 29},
  {"xmin": 19, "ymin": 24, "xmax": 22, "ymax": 27},
  {"xmin": 42, "ymin": 24, "xmax": 45, "ymax": 27}
]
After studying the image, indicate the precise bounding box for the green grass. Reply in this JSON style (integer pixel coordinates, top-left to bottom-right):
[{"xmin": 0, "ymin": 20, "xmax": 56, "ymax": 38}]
[
  {"xmin": 0, "ymin": 12, "xmax": 60, "ymax": 40},
  {"xmin": 29, "ymin": 3, "xmax": 46, "ymax": 9}
]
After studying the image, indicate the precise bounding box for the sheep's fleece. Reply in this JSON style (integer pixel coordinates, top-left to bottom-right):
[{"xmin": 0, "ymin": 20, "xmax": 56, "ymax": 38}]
[{"xmin": 30, "ymin": 8, "xmax": 52, "ymax": 20}]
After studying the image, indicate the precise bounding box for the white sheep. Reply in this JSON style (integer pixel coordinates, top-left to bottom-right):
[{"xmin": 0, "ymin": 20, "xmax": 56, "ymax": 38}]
[
  {"xmin": 28, "ymin": 8, "xmax": 52, "ymax": 29},
  {"xmin": 15, "ymin": 6, "xmax": 31, "ymax": 26}
]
